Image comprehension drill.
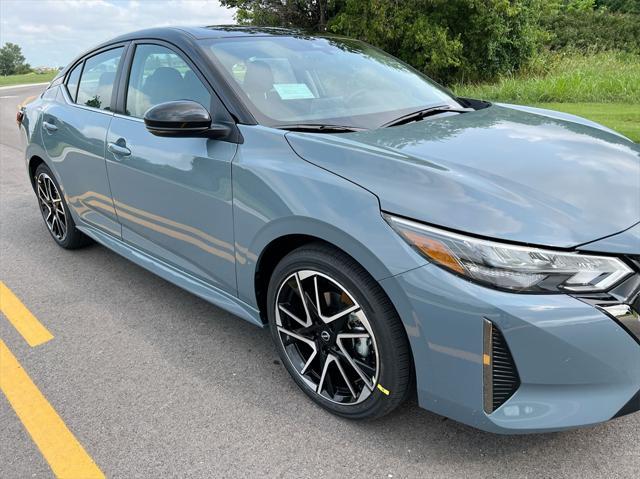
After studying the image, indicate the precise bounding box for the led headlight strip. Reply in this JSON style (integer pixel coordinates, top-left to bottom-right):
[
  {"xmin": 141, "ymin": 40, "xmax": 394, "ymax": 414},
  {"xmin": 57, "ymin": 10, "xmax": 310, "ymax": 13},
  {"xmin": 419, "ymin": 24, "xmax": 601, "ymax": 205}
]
[{"xmin": 384, "ymin": 214, "xmax": 633, "ymax": 293}]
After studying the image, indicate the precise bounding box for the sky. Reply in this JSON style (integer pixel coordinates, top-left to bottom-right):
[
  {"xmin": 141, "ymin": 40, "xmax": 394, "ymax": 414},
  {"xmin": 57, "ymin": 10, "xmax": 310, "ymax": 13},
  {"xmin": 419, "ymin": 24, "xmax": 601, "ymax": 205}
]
[{"xmin": 0, "ymin": 0, "xmax": 237, "ymax": 67}]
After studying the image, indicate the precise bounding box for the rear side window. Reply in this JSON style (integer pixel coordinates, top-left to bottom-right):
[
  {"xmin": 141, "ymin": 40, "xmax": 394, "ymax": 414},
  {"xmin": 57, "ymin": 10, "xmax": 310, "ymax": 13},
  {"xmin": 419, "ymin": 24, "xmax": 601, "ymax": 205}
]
[
  {"xmin": 42, "ymin": 87, "xmax": 58, "ymax": 100},
  {"xmin": 65, "ymin": 63, "xmax": 82, "ymax": 101},
  {"xmin": 125, "ymin": 44, "xmax": 211, "ymax": 118},
  {"xmin": 76, "ymin": 47, "xmax": 123, "ymax": 111}
]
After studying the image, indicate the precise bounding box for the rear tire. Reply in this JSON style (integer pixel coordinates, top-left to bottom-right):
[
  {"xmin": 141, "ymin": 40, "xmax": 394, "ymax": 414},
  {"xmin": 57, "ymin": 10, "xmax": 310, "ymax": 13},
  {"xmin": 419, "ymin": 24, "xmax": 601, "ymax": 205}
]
[
  {"xmin": 267, "ymin": 242, "xmax": 413, "ymax": 419},
  {"xmin": 34, "ymin": 163, "xmax": 92, "ymax": 250}
]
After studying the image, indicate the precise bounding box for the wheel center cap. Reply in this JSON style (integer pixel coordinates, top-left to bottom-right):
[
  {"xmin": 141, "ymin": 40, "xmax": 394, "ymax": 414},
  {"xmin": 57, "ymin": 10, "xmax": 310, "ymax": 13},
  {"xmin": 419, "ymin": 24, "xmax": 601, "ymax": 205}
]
[{"xmin": 320, "ymin": 330, "xmax": 331, "ymax": 342}]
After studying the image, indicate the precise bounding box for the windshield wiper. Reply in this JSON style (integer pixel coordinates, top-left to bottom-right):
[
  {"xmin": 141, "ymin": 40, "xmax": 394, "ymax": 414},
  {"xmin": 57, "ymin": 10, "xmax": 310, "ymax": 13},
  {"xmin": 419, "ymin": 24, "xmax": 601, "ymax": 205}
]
[
  {"xmin": 274, "ymin": 123, "xmax": 366, "ymax": 133},
  {"xmin": 381, "ymin": 105, "xmax": 474, "ymax": 128}
]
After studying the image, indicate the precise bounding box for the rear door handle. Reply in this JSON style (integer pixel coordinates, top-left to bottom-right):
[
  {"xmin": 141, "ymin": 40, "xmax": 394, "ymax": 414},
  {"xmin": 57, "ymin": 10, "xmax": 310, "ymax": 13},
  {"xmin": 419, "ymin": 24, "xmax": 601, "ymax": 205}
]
[
  {"xmin": 42, "ymin": 121, "xmax": 58, "ymax": 132},
  {"xmin": 107, "ymin": 142, "xmax": 131, "ymax": 157}
]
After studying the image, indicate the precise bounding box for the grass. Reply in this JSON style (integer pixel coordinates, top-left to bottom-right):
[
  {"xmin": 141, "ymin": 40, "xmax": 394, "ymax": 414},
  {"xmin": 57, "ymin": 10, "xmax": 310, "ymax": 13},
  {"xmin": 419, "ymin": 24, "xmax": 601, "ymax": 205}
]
[
  {"xmin": 455, "ymin": 51, "xmax": 640, "ymax": 104},
  {"xmin": 454, "ymin": 51, "xmax": 640, "ymax": 141},
  {"xmin": 0, "ymin": 71, "xmax": 57, "ymax": 87}
]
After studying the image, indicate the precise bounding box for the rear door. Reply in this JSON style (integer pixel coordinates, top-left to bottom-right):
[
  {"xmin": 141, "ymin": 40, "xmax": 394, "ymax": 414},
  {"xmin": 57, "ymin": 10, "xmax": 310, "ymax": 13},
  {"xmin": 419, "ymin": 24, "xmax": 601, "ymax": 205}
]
[
  {"xmin": 105, "ymin": 41, "xmax": 237, "ymax": 294},
  {"xmin": 40, "ymin": 46, "xmax": 126, "ymax": 236}
]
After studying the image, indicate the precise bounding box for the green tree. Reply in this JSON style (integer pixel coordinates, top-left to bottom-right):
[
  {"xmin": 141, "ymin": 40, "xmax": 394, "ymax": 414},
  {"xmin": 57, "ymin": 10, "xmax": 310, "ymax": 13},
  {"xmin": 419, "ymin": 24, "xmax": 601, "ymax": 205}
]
[
  {"xmin": 221, "ymin": 0, "xmax": 344, "ymax": 30},
  {"xmin": 596, "ymin": 0, "xmax": 640, "ymax": 13},
  {"xmin": 0, "ymin": 42, "xmax": 29, "ymax": 76},
  {"xmin": 543, "ymin": 7, "xmax": 640, "ymax": 52},
  {"xmin": 563, "ymin": 0, "xmax": 597, "ymax": 11},
  {"xmin": 223, "ymin": 0, "xmax": 553, "ymax": 84},
  {"xmin": 331, "ymin": 0, "xmax": 552, "ymax": 83},
  {"xmin": 329, "ymin": 1, "xmax": 464, "ymax": 83}
]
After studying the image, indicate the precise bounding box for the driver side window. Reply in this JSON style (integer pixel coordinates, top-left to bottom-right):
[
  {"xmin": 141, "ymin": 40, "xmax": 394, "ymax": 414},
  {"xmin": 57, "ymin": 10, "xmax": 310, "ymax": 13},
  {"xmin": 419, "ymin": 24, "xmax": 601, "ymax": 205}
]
[{"xmin": 126, "ymin": 44, "xmax": 211, "ymax": 118}]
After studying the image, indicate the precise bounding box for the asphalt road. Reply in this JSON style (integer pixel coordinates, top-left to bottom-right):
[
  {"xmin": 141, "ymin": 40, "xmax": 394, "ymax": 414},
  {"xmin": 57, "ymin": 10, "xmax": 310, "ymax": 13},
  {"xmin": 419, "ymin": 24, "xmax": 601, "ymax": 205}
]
[{"xmin": 1, "ymin": 84, "xmax": 638, "ymax": 479}]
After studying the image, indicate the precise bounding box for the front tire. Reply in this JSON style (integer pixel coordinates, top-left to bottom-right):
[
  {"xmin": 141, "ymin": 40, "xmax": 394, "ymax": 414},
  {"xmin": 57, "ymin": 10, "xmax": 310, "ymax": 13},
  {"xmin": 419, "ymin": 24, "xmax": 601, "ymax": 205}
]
[
  {"xmin": 34, "ymin": 163, "xmax": 92, "ymax": 249},
  {"xmin": 267, "ymin": 243, "xmax": 413, "ymax": 419}
]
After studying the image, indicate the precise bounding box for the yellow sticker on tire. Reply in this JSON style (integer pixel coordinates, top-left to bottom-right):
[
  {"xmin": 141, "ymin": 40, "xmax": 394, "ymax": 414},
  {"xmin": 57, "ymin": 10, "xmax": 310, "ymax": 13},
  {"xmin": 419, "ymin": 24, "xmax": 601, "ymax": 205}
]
[{"xmin": 377, "ymin": 384, "xmax": 390, "ymax": 395}]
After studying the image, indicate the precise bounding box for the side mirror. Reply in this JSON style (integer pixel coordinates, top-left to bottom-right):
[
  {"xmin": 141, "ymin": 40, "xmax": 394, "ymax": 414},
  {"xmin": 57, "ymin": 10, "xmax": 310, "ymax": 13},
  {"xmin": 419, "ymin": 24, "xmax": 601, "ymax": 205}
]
[{"xmin": 143, "ymin": 100, "xmax": 230, "ymax": 139}]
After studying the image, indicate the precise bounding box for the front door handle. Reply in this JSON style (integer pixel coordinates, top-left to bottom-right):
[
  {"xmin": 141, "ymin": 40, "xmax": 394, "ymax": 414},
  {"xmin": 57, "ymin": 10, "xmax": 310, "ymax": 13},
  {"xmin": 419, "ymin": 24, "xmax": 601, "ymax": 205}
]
[
  {"xmin": 107, "ymin": 142, "xmax": 131, "ymax": 157},
  {"xmin": 42, "ymin": 121, "xmax": 58, "ymax": 132}
]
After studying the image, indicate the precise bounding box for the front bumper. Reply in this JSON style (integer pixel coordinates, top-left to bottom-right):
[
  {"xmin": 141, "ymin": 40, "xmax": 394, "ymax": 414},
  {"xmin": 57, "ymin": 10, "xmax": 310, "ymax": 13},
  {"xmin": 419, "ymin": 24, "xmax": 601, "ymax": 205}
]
[{"xmin": 381, "ymin": 263, "xmax": 640, "ymax": 434}]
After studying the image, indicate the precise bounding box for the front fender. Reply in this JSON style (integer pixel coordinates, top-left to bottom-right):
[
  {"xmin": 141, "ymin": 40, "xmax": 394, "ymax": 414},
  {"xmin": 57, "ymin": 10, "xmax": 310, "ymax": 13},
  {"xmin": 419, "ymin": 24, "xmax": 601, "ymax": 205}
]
[
  {"xmin": 247, "ymin": 214, "xmax": 403, "ymax": 279},
  {"xmin": 233, "ymin": 125, "xmax": 425, "ymax": 308}
]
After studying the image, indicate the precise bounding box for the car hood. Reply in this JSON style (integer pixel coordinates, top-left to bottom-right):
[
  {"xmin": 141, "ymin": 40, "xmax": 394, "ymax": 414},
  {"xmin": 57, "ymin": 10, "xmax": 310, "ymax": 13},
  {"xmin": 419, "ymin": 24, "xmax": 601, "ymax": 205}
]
[{"xmin": 286, "ymin": 105, "xmax": 640, "ymax": 248}]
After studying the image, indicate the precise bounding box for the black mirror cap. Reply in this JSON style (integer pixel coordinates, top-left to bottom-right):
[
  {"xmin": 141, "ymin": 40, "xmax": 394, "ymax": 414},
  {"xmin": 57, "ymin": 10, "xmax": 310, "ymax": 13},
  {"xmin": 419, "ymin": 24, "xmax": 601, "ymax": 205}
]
[
  {"xmin": 144, "ymin": 100, "xmax": 211, "ymax": 134},
  {"xmin": 143, "ymin": 100, "xmax": 242, "ymax": 142}
]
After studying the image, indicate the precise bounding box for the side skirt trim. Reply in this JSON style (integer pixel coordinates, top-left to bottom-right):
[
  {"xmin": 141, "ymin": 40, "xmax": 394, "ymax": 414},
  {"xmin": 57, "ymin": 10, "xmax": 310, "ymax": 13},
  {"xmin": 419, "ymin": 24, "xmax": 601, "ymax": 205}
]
[{"xmin": 77, "ymin": 225, "xmax": 263, "ymax": 327}]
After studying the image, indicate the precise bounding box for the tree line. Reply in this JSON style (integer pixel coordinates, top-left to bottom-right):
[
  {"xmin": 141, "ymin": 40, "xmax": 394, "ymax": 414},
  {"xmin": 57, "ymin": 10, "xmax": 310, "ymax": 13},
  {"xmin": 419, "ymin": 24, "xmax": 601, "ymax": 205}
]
[
  {"xmin": 220, "ymin": 0, "xmax": 640, "ymax": 84},
  {"xmin": 2, "ymin": 1, "xmax": 637, "ymax": 82},
  {"xmin": 0, "ymin": 43, "xmax": 31, "ymax": 76}
]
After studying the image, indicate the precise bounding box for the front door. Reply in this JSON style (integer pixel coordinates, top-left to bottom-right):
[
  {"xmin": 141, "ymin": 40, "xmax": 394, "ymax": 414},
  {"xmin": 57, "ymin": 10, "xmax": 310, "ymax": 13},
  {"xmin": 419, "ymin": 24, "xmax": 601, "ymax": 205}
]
[{"xmin": 105, "ymin": 43, "xmax": 237, "ymax": 294}]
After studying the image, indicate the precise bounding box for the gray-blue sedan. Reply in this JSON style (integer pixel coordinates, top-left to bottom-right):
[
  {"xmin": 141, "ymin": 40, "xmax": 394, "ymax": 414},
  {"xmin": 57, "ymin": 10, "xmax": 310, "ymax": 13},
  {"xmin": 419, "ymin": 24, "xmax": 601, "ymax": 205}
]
[{"xmin": 19, "ymin": 26, "xmax": 640, "ymax": 434}]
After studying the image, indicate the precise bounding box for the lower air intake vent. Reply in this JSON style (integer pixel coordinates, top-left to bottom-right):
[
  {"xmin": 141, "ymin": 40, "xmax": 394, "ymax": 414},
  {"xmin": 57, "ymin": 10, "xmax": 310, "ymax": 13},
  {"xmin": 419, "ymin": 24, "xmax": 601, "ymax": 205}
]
[{"xmin": 483, "ymin": 320, "xmax": 520, "ymax": 413}]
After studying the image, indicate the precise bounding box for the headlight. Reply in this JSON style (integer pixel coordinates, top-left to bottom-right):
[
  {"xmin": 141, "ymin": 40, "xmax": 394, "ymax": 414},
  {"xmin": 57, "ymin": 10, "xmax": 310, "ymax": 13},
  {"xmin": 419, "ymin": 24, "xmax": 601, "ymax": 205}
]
[{"xmin": 384, "ymin": 214, "xmax": 633, "ymax": 293}]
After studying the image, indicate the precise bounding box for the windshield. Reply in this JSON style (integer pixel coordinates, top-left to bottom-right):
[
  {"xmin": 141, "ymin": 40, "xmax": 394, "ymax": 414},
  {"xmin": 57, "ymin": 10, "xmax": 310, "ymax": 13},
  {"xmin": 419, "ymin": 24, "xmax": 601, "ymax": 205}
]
[{"xmin": 201, "ymin": 36, "xmax": 461, "ymax": 130}]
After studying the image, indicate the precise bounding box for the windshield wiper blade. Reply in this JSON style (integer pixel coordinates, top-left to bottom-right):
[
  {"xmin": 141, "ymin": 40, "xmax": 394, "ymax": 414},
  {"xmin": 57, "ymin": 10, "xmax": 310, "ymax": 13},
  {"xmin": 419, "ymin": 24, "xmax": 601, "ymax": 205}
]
[
  {"xmin": 381, "ymin": 105, "xmax": 474, "ymax": 128},
  {"xmin": 275, "ymin": 123, "xmax": 366, "ymax": 133}
]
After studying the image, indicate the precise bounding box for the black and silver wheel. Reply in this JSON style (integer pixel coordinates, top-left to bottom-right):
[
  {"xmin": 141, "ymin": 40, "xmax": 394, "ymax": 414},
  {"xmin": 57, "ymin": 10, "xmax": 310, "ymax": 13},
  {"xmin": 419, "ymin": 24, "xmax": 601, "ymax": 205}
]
[
  {"xmin": 36, "ymin": 171, "xmax": 67, "ymax": 241},
  {"xmin": 34, "ymin": 163, "xmax": 91, "ymax": 249},
  {"xmin": 268, "ymin": 243, "xmax": 413, "ymax": 419}
]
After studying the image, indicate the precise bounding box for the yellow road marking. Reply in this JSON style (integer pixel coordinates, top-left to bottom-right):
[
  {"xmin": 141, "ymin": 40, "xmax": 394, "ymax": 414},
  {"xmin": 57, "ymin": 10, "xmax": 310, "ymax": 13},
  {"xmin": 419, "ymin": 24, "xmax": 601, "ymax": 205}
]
[
  {"xmin": 18, "ymin": 95, "xmax": 37, "ymax": 109},
  {"xmin": 0, "ymin": 282, "xmax": 53, "ymax": 347},
  {"xmin": 0, "ymin": 338, "xmax": 105, "ymax": 479}
]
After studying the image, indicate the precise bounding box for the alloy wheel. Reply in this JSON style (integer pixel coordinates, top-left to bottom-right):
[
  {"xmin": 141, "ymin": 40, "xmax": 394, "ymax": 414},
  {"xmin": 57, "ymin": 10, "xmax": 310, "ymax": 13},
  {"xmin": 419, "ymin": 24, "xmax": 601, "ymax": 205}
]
[
  {"xmin": 275, "ymin": 269, "xmax": 380, "ymax": 405},
  {"xmin": 36, "ymin": 172, "xmax": 67, "ymax": 241}
]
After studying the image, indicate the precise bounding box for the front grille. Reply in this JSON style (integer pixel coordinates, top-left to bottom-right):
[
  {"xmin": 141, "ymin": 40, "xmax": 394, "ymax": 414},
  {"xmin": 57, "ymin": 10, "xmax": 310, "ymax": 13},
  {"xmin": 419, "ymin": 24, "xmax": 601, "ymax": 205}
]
[{"xmin": 483, "ymin": 320, "xmax": 520, "ymax": 413}]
